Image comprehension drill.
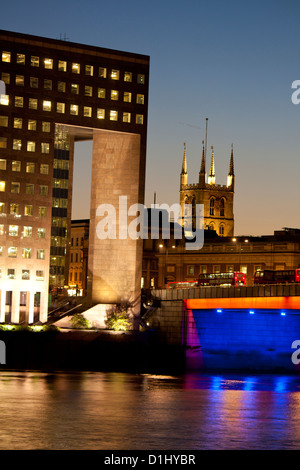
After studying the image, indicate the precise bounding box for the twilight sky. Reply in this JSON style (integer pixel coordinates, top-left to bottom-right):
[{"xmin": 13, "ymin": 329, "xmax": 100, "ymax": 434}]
[{"xmin": 1, "ymin": 0, "xmax": 300, "ymax": 235}]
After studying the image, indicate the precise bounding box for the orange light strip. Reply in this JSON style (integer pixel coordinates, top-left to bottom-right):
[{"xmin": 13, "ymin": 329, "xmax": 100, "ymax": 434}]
[{"xmin": 186, "ymin": 296, "xmax": 300, "ymax": 310}]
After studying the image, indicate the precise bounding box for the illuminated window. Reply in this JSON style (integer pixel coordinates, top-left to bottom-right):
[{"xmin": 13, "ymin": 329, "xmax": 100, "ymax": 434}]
[
  {"xmin": 44, "ymin": 79, "xmax": 52, "ymax": 90},
  {"xmin": 22, "ymin": 270, "xmax": 30, "ymax": 280},
  {"xmin": 41, "ymin": 143, "xmax": 50, "ymax": 154},
  {"xmin": 110, "ymin": 110, "xmax": 118, "ymax": 121},
  {"xmin": 240, "ymin": 266, "xmax": 247, "ymax": 274},
  {"xmin": 7, "ymin": 269, "xmax": 15, "ymax": 279},
  {"xmin": 70, "ymin": 104, "xmax": 78, "ymax": 115},
  {"xmin": 31, "ymin": 56, "xmax": 39, "ymax": 67},
  {"xmin": 84, "ymin": 85, "xmax": 93, "ymax": 97},
  {"xmin": 14, "ymin": 118, "xmax": 22, "ymax": 129},
  {"xmin": 36, "ymin": 270, "xmax": 44, "ymax": 281},
  {"xmin": 111, "ymin": 90, "xmax": 119, "ymax": 100},
  {"xmin": 23, "ymin": 226, "xmax": 32, "ymax": 237},
  {"xmin": 219, "ymin": 224, "xmax": 225, "ymax": 236},
  {"xmin": 0, "ymin": 159, "xmax": 6, "ymax": 170},
  {"xmin": 12, "ymin": 161, "xmax": 21, "ymax": 171},
  {"xmin": 42, "ymin": 122, "xmax": 51, "ymax": 132},
  {"xmin": 37, "ymin": 249, "xmax": 45, "ymax": 260},
  {"xmin": 84, "ymin": 107, "xmax": 92, "ymax": 117},
  {"xmin": 227, "ymin": 265, "xmax": 234, "ymax": 273},
  {"xmin": 72, "ymin": 63, "xmax": 80, "ymax": 74},
  {"xmin": 37, "ymin": 228, "xmax": 46, "ymax": 239},
  {"xmin": 0, "ymin": 246, "xmax": 3, "ymax": 257},
  {"xmin": 58, "ymin": 60, "xmax": 67, "ymax": 72},
  {"xmin": 214, "ymin": 265, "xmax": 220, "ymax": 274},
  {"xmin": 0, "ymin": 203, "xmax": 4, "ymax": 214},
  {"xmin": 1, "ymin": 72, "xmax": 10, "ymax": 84},
  {"xmin": 10, "ymin": 203, "xmax": 19, "ymax": 215},
  {"xmin": 16, "ymin": 54, "xmax": 25, "ymax": 64},
  {"xmin": 136, "ymin": 114, "xmax": 144, "ymax": 124},
  {"xmin": 0, "ymin": 95, "xmax": 9, "ymax": 106},
  {"xmin": 124, "ymin": 71, "xmax": 132, "ymax": 82},
  {"xmin": 0, "ymin": 138, "xmax": 7, "ymax": 148},
  {"xmin": 0, "ymin": 182, "xmax": 5, "ymax": 192},
  {"xmin": 39, "ymin": 185, "xmax": 48, "ymax": 196},
  {"xmin": 25, "ymin": 184, "xmax": 34, "ymax": 195},
  {"xmin": 15, "ymin": 75, "xmax": 24, "ymax": 86},
  {"xmin": 29, "ymin": 98, "xmax": 38, "ymax": 109},
  {"xmin": 28, "ymin": 120, "xmax": 37, "ymax": 131},
  {"xmin": 24, "ymin": 205, "xmax": 33, "ymax": 216},
  {"xmin": 124, "ymin": 92, "xmax": 132, "ymax": 102},
  {"xmin": 98, "ymin": 88, "xmax": 106, "ymax": 98},
  {"xmin": 9, "ymin": 224, "xmax": 18, "ymax": 236},
  {"xmin": 26, "ymin": 162, "xmax": 35, "ymax": 173},
  {"xmin": 137, "ymin": 74, "xmax": 145, "ymax": 84},
  {"xmin": 0, "ymin": 225, "xmax": 4, "ymax": 235},
  {"xmin": 22, "ymin": 248, "xmax": 31, "ymax": 259},
  {"xmin": 99, "ymin": 67, "xmax": 107, "ymax": 78},
  {"xmin": 13, "ymin": 139, "xmax": 22, "ymax": 150},
  {"xmin": 85, "ymin": 65, "xmax": 93, "ymax": 76},
  {"xmin": 30, "ymin": 77, "xmax": 39, "ymax": 88},
  {"xmin": 58, "ymin": 81, "xmax": 66, "ymax": 92},
  {"xmin": 15, "ymin": 96, "xmax": 23, "ymax": 107},
  {"xmin": 43, "ymin": 100, "xmax": 51, "ymax": 112},
  {"xmin": 0, "ymin": 116, "xmax": 8, "ymax": 127},
  {"xmin": 40, "ymin": 164, "xmax": 49, "ymax": 175},
  {"xmin": 123, "ymin": 112, "xmax": 131, "ymax": 123},
  {"xmin": 136, "ymin": 94, "xmax": 144, "ymax": 104},
  {"xmin": 11, "ymin": 182, "xmax": 20, "ymax": 193},
  {"xmin": 57, "ymin": 102, "xmax": 65, "ymax": 114},
  {"xmin": 2, "ymin": 52, "xmax": 11, "ymax": 62},
  {"xmin": 71, "ymin": 83, "xmax": 79, "ymax": 94},
  {"xmin": 44, "ymin": 58, "xmax": 53, "ymax": 69},
  {"xmin": 39, "ymin": 206, "xmax": 47, "ymax": 217},
  {"xmin": 187, "ymin": 266, "xmax": 194, "ymax": 275},
  {"xmin": 111, "ymin": 70, "xmax": 119, "ymax": 80}
]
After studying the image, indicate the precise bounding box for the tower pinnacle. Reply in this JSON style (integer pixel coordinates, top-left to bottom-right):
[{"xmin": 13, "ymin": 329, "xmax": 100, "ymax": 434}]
[
  {"xmin": 180, "ymin": 142, "xmax": 188, "ymax": 187},
  {"xmin": 208, "ymin": 146, "xmax": 216, "ymax": 185}
]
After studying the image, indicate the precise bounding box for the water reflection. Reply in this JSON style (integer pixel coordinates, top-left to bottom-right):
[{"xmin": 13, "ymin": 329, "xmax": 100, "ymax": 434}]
[{"xmin": 0, "ymin": 371, "xmax": 300, "ymax": 449}]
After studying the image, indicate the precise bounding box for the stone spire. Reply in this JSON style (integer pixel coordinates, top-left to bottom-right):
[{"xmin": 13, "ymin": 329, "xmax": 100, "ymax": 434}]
[
  {"xmin": 227, "ymin": 143, "xmax": 235, "ymax": 189},
  {"xmin": 199, "ymin": 140, "xmax": 206, "ymax": 187},
  {"xmin": 180, "ymin": 142, "xmax": 188, "ymax": 187},
  {"xmin": 208, "ymin": 146, "xmax": 216, "ymax": 185}
]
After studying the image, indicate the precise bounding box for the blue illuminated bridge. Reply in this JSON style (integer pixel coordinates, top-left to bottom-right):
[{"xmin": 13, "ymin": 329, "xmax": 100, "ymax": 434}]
[{"xmin": 143, "ymin": 284, "xmax": 300, "ymax": 371}]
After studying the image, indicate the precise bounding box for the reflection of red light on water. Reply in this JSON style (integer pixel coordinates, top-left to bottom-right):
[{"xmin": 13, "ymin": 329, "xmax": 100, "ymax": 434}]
[{"xmin": 183, "ymin": 302, "xmax": 204, "ymax": 370}]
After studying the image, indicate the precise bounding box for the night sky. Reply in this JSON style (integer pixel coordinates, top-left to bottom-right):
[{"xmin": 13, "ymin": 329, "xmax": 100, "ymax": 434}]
[{"xmin": 1, "ymin": 0, "xmax": 300, "ymax": 235}]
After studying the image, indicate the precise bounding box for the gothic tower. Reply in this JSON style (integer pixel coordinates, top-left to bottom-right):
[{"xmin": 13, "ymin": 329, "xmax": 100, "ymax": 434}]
[{"xmin": 180, "ymin": 141, "xmax": 235, "ymax": 237}]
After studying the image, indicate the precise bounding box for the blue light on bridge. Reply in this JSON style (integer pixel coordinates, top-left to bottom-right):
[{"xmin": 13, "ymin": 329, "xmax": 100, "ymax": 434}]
[
  {"xmin": 249, "ymin": 310, "xmax": 255, "ymax": 315},
  {"xmin": 217, "ymin": 309, "xmax": 222, "ymax": 313}
]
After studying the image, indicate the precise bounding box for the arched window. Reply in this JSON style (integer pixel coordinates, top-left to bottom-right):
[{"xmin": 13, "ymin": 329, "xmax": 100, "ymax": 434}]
[
  {"xmin": 219, "ymin": 224, "xmax": 225, "ymax": 236},
  {"xmin": 209, "ymin": 222, "xmax": 215, "ymax": 231},
  {"xmin": 220, "ymin": 198, "xmax": 225, "ymax": 217},
  {"xmin": 210, "ymin": 197, "xmax": 215, "ymax": 216}
]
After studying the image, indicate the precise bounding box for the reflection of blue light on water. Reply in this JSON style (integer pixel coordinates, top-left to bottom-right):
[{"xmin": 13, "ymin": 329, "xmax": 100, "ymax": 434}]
[
  {"xmin": 211, "ymin": 376, "xmax": 222, "ymax": 390},
  {"xmin": 274, "ymin": 377, "xmax": 288, "ymax": 393},
  {"xmin": 243, "ymin": 377, "xmax": 257, "ymax": 391}
]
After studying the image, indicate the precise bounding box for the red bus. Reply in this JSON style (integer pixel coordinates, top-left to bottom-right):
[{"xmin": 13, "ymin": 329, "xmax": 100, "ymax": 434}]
[
  {"xmin": 197, "ymin": 272, "xmax": 246, "ymax": 287},
  {"xmin": 254, "ymin": 269, "xmax": 300, "ymax": 285}
]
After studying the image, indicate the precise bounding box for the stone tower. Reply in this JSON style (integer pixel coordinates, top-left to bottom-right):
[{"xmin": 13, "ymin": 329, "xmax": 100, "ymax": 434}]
[{"xmin": 180, "ymin": 142, "xmax": 235, "ymax": 236}]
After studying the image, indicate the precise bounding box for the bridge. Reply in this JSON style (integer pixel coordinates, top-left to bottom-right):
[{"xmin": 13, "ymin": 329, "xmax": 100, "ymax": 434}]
[{"xmin": 142, "ymin": 285, "xmax": 300, "ymax": 372}]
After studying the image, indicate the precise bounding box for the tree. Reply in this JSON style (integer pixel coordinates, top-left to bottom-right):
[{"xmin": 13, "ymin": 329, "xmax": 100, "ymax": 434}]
[
  {"xmin": 70, "ymin": 313, "xmax": 90, "ymax": 329},
  {"xmin": 105, "ymin": 302, "xmax": 132, "ymax": 331}
]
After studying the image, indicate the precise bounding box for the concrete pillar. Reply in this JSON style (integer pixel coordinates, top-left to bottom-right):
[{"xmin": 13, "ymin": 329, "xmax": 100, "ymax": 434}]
[
  {"xmin": 88, "ymin": 131, "xmax": 143, "ymax": 325},
  {"xmin": 0, "ymin": 290, "xmax": 5, "ymax": 323},
  {"xmin": 11, "ymin": 290, "xmax": 20, "ymax": 324},
  {"xmin": 39, "ymin": 291, "xmax": 48, "ymax": 323},
  {"xmin": 28, "ymin": 291, "xmax": 35, "ymax": 324}
]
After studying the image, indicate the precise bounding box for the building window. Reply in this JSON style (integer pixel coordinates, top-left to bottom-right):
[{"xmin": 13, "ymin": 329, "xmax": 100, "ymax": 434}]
[
  {"xmin": 85, "ymin": 65, "xmax": 93, "ymax": 76},
  {"xmin": 25, "ymin": 183, "xmax": 34, "ymax": 195},
  {"xmin": 124, "ymin": 71, "xmax": 132, "ymax": 82},
  {"xmin": 0, "ymin": 203, "xmax": 4, "ymax": 214},
  {"xmin": 58, "ymin": 60, "xmax": 67, "ymax": 72},
  {"xmin": 26, "ymin": 162, "xmax": 35, "ymax": 173},
  {"xmin": 57, "ymin": 102, "xmax": 65, "ymax": 113},
  {"xmin": 220, "ymin": 198, "xmax": 225, "ymax": 217},
  {"xmin": 0, "ymin": 94, "xmax": 9, "ymax": 106},
  {"xmin": 84, "ymin": 106, "xmax": 92, "ymax": 117},
  {"xmin": 240, "ymin": 266, "xmax": 247, "ymax": 274},
  {"xmin": 219, "ymin": 224, "xmax": 225, "ymax": 236},
  {"xmin": 84, "ymin": 85, "xmax": 93, "ymax": 97},
  {"xmin": 110, "ymin": 110, "xmax": 118, "ymax": 121},
  {"xmin": 72, "ymin": 63, "xmax": 80, "ymax": 74},
  {"xmin": 187, "ymin": 266, "xmax": 194, "ymax": 275},
  {"xmin": 24, "ymin": 205, "xmax": 33, "ymax": 216},
  {"xmin": 44, "ymin": 79, "xmax": 52, "ymax": 90},
  {"xmin": 123, "ymin": 91, "xmax": 131, "ymax": 102},
  {"xmin": 136, "ymin": 114, "xmax": 144, "ymax": 124},
  {"xmin": 137, "ymin": 74, "xmax": 145, "ymax": 84},
  {"xmin": 0, "ymin": 159, "xmax": 6, "ymax": 170},
  {"xmin": 36, "ymin": 270, "xmax": 44, "ymax": 281},
  {"xmin": 40, "ymin": 164, "xmax": 49, "ymax": 175},
  {"xmin": 210, "ymin": 198, "xmax": 215, "ymax": 216},
  {"xmin": 42, "ymin": 122, "xmax": 51, "ymax": 132},
  {"xmin": 15, "ymin": 96, "xmax": 23, "ymax": 107},
  {"xmin": 0, "ymin": 116, "xmax": 8, "ymax": 127},
  {"xmin": 13, "ymin": 139, "xmax": 22, "ymax": 151},
  {"xmin": 213, "ymin": 265, "xmax": 220, "ymax": 274},
  {"xmin": 41, "ymin": 143, "xmax": 50, "ymax": 154},
  {"xmin": 23, "ymin": 226, "xmax": 32, "ymax": 237},
  {"xmin": 22, "ymin": 248, "xmax": 31, "ymax": 259},
  {"xmin": 12, "ymin": 161, "xmax": 21, "ymax": 171},
  {"xmin": 98, "ymin": 88, "xmax": 106, "ymax": 98},
  {"xmin": 8, "ymin": 247, "xmax": 17, "ymax": 258},
  {"xmin": 10, "ymin": 203, "xmax": 19, "ymax": 215},
  {"xmin": 43, "ymin": 100, "xmax": 51, "ymax": 112},
  {"xmin": 37, "ymin": 228, "xmax": 46, "ymax": 239},
  {"xmin": 99, "ymin": 67, "xmax": 107, "ymax": 78},
  {"xmin": 39, "ymin": 207, "xmax": 47, "ymax": 217},
  {"xmin": 0, "ymin": 224, "xmax": 4, "ymax": 235},
  {"xmin": 0, "ymin": 181, "xmax": 5, "ymax": 192},
  {"xmin": 15, "ymin": 75, "xmax": 24, "ymax": 86},
  {"xmin": 111, "ymin": 70, "xmax": 119, "ymax": 80},
  {"xmin": 37, "ymin": 249, "xmax": 45, "ymax": 260},
  {"xmin": 7, "ymin": 269, "xmax": 15, "ymax": 279},
  {"xmin": 28, "ymin": 120, "xmax": 37, "ymax": 131},
  {"xmin": 31, "ymin": 56, "xmax": 39, "ymax": 67},
  {"xmin": 27, "ymin": 141, "xmax": 36, "ymax": 152},
  {"xmin": 14, "ymin": 118, "xmax": 22, "ymax": 129},
  {"xmin": 70, "ymin": 104, "xmax": 79, "ymax": 115},
  {"xmin": 0, "ymin": 138, "xmax": 7, "ymax": 148},
  {"xmin": 123, "ymin": 112, "xmax": 131, "ymax": 123},
  {"xmin": 39, "ymin": 185, "xmax": 48, "ymax": 196},
  {"xmin": 30, "ymin": 77, "xmax": 39, "ymax": 88},
  {"xmin": 2, "ymin": 52, "xmax": 11, "ymax": 62},
  {"xmin": 11, "ymin": 182, "xmax": 20, "ymax": 193},
  {"xmin": 71, "ymin": 83, "xmax": 79, "ymax": 94},
  {"xmin": 137, "ymin": 94, "xmax": 144, "ymax": 104},
  {"xmin": 44, "ymin": 58, "xmax": 53, "ymax": 69},
  {"xmin": 227, "ymin": 265, "xmax": 234, "ymax": 273},
  {"xmin": 22, "ymin": 270, "xmax": 30, "ymax": 280},
  {"xmin": 97, "ymin": 109, "xmax": 105, "ymax": 119},
  {"xmin": 111, "ymin": 90, "xmax": 119, "ymax": 100},
  {"xmin": 16, "ymin": 54, "xmax": 25, "ymax": 64},
  {"xmin": 1, "ymin": 72, "xmax": 10, "ymax": 84},
  {"xmin": 58, "ymin": 81, "xmax": 66, "ymax": 92}
]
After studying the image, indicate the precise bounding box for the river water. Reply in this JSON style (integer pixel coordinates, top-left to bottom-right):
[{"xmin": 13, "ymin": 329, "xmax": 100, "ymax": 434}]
[{"xmin": 0, "ymin": 370, "xmax": 300, "ymax": 450}]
